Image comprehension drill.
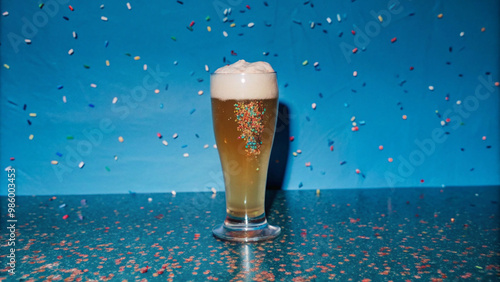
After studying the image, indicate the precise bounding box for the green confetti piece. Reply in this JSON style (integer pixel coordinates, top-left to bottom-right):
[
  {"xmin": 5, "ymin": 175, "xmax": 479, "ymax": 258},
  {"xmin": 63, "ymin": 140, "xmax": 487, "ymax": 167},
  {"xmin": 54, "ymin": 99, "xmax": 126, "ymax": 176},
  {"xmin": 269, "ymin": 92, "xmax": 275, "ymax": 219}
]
[
  {"xmin": 205, "ymin": 16, "xmax": 211, "ymax": 21},
  {"xmin": 124, "ymin": 53, "xmax": 131, "ymax": 57},
  {"xmin": 186, "ymin": 26, "xmax": 193, "ymax": 31},
  {"xmin": 39, "ymin": 3, "xmax": 44, "ymax": 9},
  {"xmin": 105, "ymin": 166, "xmax": 110, "ymax": 171},
  {"xmin": 171, "ymin": 36, "xmax": 177, "ymax": 41},
  {"xmin": 66, "ymin": 136, "xmax": 74, "ymax": 140},
  {"xmin": 475, "ymin": 266, "xmax": 483, "ymax": 270},
  {"xmin": 83, "ymin": 65, "xmax": 90, "ymax": 69}
]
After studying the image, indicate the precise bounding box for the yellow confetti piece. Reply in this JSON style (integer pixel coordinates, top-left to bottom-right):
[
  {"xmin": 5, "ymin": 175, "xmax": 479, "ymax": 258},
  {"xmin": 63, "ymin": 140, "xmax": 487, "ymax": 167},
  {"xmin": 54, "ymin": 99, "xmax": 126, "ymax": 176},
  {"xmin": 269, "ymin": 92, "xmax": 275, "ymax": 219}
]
[
  {"xmin": 437, "ymin": 13, "xmax": 443, "ymax": 19},
  {"xmin": 134, "ymin": 56, "xmax": 140, "ymax": 60},
  {"xmin": 302, "ymin": 60, "xmax": 308, "ymax": 66},
  {"xmin": 207, "ymin": 26, "xmax": 211, "ymax": 32},
  {"xmin": 118, "ymin": 136, "xmax": 124, "ymax": 142},
  {"xmin": 51, "ymin": 160, "xmax": 59, "ymax": 165},
  {"xmin": 29, "ymin": 113, "xmax": 37, "ymax": 117},
  {"xmin": 29, "ymin": 134, "xmax": 34, "ymax": 140},
  {"xmin": 230, "ymin": 23, "xmax": 236, "ymax": 27},
  {"xmin": 3, "ymin": 64, "xmax": 10, "ymax": 69},
  {"xmin": 106, "ymin": 60, "xmax": 110, "ymax": 66},
  {"xmin": 378, "ymin": 15, "xmax": 383, "ymax": 22}
]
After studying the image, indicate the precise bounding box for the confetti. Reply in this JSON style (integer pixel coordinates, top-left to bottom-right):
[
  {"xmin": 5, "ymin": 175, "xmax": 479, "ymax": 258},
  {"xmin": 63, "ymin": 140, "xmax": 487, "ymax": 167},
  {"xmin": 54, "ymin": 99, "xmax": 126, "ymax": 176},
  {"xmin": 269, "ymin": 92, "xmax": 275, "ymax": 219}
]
[
  {"xmin": 51, "ymin": 160, "xmax": 58, "ymax": 165},
  {"xmin": 402, "ymin": 115, "xmax": 407, "ymax": 120},
  {"xmin": 3, "ymin": 64, "xmax": 10, "ymax": 69},
  {"xmin": 312, "ymin": 103, "xmax": 317, "ymax": 109},
  {"xmin": 101, "ymin": 16, "xmax": 108, "ymax": 21},
  {"xmin": 90, "ymin": 83, "xmax": 97, "ymax": 88},
  {"xmin": 171, "ymin": 191, "xmax": 176, "ymax": 196},
  {"xmin": 388, "ymin": 157, "xmax": 393, "ymax": 162},
  {"xmin": 126, "ymin": 2, "xmax": 131, "ymax": 9},
  {"xmin": 63, "ymin": 96, "xmax": 67, "ymax": 103},
  {"xmin": 223, "ymin": 31, "xmax": 228, "ymax": 37},
  {"xmin": 68, "ymin": 49, "xmax": 74, "ymax": 55},
  {"xmin": 25, "ymin": 39, "xmax": 32, "ymax": 44},
  {"xmin": 378, "ymin": 15, "xmax": 383, "ymax": 22},
  {"xmin": 198, "ymin": 90, "xmax": 204, "ymax": 95},
  {"xmin": 302, "ymin": 60, "xmax": 308, "ymax": 66},
  {"xmin": 29, "ymin": 134, "xmax": 34, "ymax": 140},
  {"xmin": 62, "ymin": 215, "xmax": 69, "ymax": 220},
  {"xmin": 78, "ymin": 161, "xmax": 85, "ymax": 168},
  {"xmin": 391, "ymin": 37, "xmax": 397, "ymax": 43},
  {"xmin": 437, "ymin": 13, "xmax": 443, "ymax": 18},
  {"xmin": 326, "ymin": 17, "xmax": 332, "ymax": 24},
  {"xmin": 2, "ymin": 11, "xmax": 9, "ymax": 16},
  {"xmin": 428, "ymin": 85, "xmax": 434, "ymax": 91},
  {"xmin": 112, "ymin": 97, "xmax": 118, "ymax": 104},
  {"xmin": 29, "ymin": 113, "xmax": 37, "ymax": 117},
  {"xmin": 118, "ymin": 136, "xmax": 124, "ymax": 142},
  {"xmin": 248, "ymin": 22, "xmax": 255, "ymax": 28},
  {"xmin": 183, "ymin": 153, "xmax": 189, "ymax": 157},
  {"xmin": 337, "ymin": 13, "xmax": 341, "ymax": 22},
  {"xmin": 173, "ymin": 133, "xmax": 178, "ymax": 139},
  {"xmin": 353, "ymin": 71, "xmax": 358, "ymax": 77}
]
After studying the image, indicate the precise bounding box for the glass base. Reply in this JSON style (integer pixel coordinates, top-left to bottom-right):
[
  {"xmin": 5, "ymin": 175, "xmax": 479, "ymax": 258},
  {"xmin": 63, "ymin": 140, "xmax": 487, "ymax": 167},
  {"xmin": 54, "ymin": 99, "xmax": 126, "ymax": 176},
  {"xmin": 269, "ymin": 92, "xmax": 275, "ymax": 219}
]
[{"xmin": 213, "ymin": 214, "xmax": 281, "ymax": 242}]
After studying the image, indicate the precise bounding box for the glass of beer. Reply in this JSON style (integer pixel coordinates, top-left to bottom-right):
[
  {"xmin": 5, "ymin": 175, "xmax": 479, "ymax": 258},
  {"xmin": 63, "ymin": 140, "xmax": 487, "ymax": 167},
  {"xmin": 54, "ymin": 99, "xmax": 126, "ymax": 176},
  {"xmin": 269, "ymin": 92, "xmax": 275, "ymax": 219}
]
[{"xmin": 211, "ymin": 60, "xmax": 281, "ymax": 242}]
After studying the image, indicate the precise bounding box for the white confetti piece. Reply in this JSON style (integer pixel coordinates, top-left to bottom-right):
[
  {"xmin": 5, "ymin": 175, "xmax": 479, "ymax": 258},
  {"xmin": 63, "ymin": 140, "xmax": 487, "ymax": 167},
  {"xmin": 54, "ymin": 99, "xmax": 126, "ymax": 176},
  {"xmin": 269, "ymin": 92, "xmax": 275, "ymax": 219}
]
[
  {"xmin": 248, "ymin": 22, "xmax": 255, "ymax": 28},
  {"xmin": 312, "ymin": 103, "xmax": 317, "ymax": 110},
  {"xmin": 310, "ymin": 22, "xmax": 315, "ymax": 29},
  {"xmin": 25, "ymin": 39, "xmax": 32, "ymax": 44},
  {"xmin": 429, "ymin": 85, "xmax": 434, "ymax": 91},
  {"xmin": 205, "ymin": 65, "xmax": 209, "ymax": 72},
  {"xmin": 148, "ymin": 197, "xmax": 152, "ymax": 202},
  {"xmin": 72, "ymin": 31, "xmax": 77, "ymax": 38},
  {"xmin": 337, "ymin": 14, "xmax": 341, "ymax": 22},
  {"xmin": 112, "ymin": 97, "xmax": 118, "ymax": 104},
  {"xmin": 68, "ymin": 49, "xmax": 74, "ymax": 55},
  {"xmin": 183, "ymin": 153, "xmax": 189, "ymax": 158},
  {"xmin": 162, "ymin": 140, "xmax": 168, "ymax": 146},
  {"xmin": 172, "ymin": 191, "xmax": 177, "ymax": 196},
  {"xmin": 2, "ymin": 11, "xmax": 9, "ymax": 16},
  {"xmin": 101, "ymin": 16, "xmax": 108, "ymax": 21},
  {"xmin": 198, "ymin": 90, "xmax": 204, "ymax": 95},
  {"xmin": 211, "ymin": 187, "xmax": 217, "ymax": 194},
  {"xmin": 63, "ymin": 96, "xmax": 67, "ymax": 103},
  {"xmin": 90, "ymin": 83, "xmax": 97, "ymax": 88},
  {"xmin": 143, "ymin": 64, "xmax": 147, "ymax": 71},
  {"xmin": 51, "ymin": 160, "xmax": 58, "ymax": 165},
  {"xmin": 213, "ymin": 144, "xmax": 217, "ymax": 149},
  {"xmin": 460, "ymin": 31, "xmax": 465, "ymax": 37},
  {"xmin": 313, "ymin": 62, "xmax": 319, "ymax": 67},
  {"xmin": 173, "ymin": 133, "xmax": 178, "ymax": 139},
  {"xmin": 78, "ymin": 161, "xmax": 85, "ymax": 168},
  {"xmin": 456, "ymin": 100, "xmax": 462, "ymax": 105},
  {"xmin": 203, "ymin": 144, "xmax": 209, "ymax": 149},
  {"xmin": 326, "ymin": 17, "xmax": 332, "ymax": 24},
  {"xmin": 223, "ymin": 31, "xmax": 228, "ymax": 37},
  {"xmin": 126, "ymin": 2, "xmax": 131, "ymax": 9}
]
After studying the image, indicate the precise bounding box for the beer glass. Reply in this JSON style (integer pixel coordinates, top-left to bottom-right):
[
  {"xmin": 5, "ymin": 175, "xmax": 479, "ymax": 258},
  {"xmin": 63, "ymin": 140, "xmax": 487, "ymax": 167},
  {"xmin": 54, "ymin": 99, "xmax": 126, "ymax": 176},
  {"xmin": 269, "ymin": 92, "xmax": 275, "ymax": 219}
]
[{"xmin": 211, "ymin": 72, "xmax": 281, "ymax": 242}]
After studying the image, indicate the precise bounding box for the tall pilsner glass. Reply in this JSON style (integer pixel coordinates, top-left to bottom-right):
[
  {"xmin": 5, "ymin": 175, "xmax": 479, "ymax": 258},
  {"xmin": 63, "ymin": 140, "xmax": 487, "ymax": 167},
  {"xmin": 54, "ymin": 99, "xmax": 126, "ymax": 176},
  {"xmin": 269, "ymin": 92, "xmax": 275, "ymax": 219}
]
[{"xmin": 211, "ymin": 71, "xmax": 281, "ymax": 242}]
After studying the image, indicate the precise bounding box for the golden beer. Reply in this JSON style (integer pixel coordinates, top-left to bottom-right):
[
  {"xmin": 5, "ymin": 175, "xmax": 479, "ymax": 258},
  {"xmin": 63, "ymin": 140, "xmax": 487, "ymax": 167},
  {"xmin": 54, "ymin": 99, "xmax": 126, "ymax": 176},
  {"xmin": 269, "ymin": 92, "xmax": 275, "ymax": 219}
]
[
  {"xmin": 211, "ymin": 98, "xmax": 278, "ymax": 219},
  {"xmin": 211, "ymin": 62, "xmax": 281, "ymax": 242}
]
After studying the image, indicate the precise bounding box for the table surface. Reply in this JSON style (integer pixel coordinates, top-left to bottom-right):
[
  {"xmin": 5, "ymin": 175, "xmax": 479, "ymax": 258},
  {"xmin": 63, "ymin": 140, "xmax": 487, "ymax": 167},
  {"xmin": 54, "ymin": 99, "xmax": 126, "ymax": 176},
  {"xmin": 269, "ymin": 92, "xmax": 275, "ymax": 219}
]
[{"xmin": 1, "ymin": 186, "xmax": 499, "ymax": 281}]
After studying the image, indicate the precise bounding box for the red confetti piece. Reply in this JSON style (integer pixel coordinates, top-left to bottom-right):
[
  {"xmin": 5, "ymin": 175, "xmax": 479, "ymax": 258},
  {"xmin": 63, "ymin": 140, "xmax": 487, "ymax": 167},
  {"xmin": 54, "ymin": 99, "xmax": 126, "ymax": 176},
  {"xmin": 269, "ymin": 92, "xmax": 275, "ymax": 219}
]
[
  {"xmin": 352, "ymin": 47, "xmax": 358, "ymax": 53},
  {"xmin": 420, "ymin": 179, "xmax": 425, "ymax": 183},
  {"xmin": 246, "ymin": 4, "xmax": 251, "ymax": 9},
  {"xmin": 391, "ymin": 37, "xmax": 397, "ymax": 43},
  {"xmin": 63, "ymin": 215, "xmax": 69, "ymax": 220},
  {"xmin": 379, "ymin": 145, "xmax": 384, "ymax": 150},
  {"xmin": 69, "ymin": 5, "xmax": 74, "ymax": 11},
  {"xmin": 355, "ymin": 169, "xmax": 360, "ymax": 174},
  {"xmin": 330, "ymin": 145, "xmax": 334, "ymax": 151},
  {"xmin": 231, "ymin": 50, "xmax": 237, "ymax": 56},
  {"xmin": 351, "ymin": 126, "xmax": 359, "ymax": 131},
  {"xmin": 445, "ymin": 118, "xmax": 451, "ymax": 122},
  {"xmin": 289, "ymin": 136, "xmax": 295, "ymax": 141},
  {"xmin": 189, "ymin": 21, "xmax": 195, "ymax": 27},
  {"xmin": 409, "ymin": 66, "xmax": 414, "ymax": 70},
  {"xmin": 351, "ymin": 30, "xmax": 356, "ymax": 35},
  {"xmin": 10, "ymin": 157, "xmax": 15, "ymax": 161},
  {"xmin": 157, "ymin": 133, "xmax": 162, "ymax": 138}
]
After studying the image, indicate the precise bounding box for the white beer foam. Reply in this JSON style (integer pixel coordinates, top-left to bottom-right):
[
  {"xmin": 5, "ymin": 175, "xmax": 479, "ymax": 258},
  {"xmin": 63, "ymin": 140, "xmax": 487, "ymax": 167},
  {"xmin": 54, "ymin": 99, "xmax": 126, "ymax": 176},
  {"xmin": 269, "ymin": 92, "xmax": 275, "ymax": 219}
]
[{"xmin": 211, "ymin": 60, "xmax": 278, "ymax": 100}]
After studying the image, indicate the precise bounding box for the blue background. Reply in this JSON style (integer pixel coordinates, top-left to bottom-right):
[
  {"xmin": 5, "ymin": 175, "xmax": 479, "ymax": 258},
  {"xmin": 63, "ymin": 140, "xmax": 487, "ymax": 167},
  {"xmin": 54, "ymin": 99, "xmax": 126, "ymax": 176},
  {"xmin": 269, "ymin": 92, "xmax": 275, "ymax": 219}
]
[{"xmin": 1, "ymin": 0, "xmax": 498, "ymax": 196}]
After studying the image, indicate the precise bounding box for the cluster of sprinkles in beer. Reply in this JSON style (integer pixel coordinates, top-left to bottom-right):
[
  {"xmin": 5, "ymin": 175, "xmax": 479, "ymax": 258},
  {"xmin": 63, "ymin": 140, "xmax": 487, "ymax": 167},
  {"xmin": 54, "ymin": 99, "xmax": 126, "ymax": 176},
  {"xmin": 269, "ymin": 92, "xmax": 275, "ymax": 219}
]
[{"xmin": 234, "ymin": 101, "xmax": 266, "ymax": 156}]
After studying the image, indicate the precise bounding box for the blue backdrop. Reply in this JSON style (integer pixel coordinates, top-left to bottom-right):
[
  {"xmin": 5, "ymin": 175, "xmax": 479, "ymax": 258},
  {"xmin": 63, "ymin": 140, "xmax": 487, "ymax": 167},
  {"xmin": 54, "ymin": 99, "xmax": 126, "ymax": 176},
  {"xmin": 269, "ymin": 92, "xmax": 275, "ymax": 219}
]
[{"xmin": 1, "ymin": 0, "xmax": 499, "ymax": 195}]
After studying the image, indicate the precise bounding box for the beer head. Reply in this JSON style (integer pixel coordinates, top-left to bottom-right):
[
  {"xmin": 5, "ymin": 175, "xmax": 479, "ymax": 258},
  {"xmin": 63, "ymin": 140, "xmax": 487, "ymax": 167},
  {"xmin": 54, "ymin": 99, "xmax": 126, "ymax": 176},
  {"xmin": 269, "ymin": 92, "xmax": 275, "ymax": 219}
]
[{"xmin": 211, "ymin": 60, "xmax": 278, "ymax": 100}]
